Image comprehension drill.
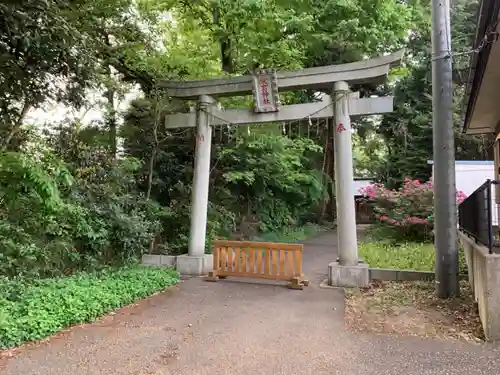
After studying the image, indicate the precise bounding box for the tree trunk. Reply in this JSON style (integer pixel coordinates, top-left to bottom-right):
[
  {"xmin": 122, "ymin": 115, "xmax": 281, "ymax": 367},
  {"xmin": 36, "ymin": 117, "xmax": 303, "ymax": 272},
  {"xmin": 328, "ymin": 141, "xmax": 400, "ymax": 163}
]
[
  {"xmin": 318, "ymin": 118, "xmax": 336, "ymax": 222},
  {"xmin": 104, "ymin": 64, "xmax": 117, "ymax": 157},
  {"xmin": 212, "ymin": 7, "xmax": 234, "ymax": 73},
  {"xmin": 2, "ymin": 99, "xmax": 31, "ymax": 150},
  {"xmin": 146, "ymin": 148, "xmax": 157, "ymax": 201}
]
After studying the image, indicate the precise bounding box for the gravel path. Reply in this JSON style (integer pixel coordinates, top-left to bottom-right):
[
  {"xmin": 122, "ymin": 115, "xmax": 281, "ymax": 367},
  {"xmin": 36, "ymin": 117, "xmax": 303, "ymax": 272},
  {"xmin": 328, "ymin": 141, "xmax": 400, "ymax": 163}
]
[{"xmin": 2, "ymin": 232, "xmax": 500, "ymax": 375}]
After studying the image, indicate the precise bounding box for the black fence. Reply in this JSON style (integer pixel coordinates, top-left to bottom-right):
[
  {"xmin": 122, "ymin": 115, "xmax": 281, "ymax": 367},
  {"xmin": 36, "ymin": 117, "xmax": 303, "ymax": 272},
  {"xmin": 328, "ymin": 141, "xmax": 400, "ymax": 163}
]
[{"xmin": 458, "ymin": 179, "xmax": 500, "ymax": 254}]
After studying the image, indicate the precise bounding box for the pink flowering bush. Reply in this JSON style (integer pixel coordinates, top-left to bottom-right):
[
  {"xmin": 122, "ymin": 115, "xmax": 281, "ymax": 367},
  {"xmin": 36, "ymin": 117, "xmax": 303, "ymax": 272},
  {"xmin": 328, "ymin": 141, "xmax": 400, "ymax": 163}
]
[{"xmin": 358, "ymin": 178, "xmax": 467, "ymax": 242}]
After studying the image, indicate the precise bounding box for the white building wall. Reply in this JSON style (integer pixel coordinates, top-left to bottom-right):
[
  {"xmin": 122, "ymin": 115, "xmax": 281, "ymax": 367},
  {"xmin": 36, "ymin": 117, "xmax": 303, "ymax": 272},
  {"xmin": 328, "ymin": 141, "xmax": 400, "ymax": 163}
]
[{"xmin": 429, "ymin": 160, "xmax": 498, "ymax": 226}]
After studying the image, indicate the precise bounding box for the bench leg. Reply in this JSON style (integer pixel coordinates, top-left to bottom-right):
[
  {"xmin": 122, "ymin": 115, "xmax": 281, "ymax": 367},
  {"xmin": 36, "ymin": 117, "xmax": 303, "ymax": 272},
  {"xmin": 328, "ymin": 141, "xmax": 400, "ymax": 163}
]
[
  {"xmin": 288, "ymin": 276, "xmax": 309, "ymax": 289},
  {"xmin": 204, "ymin": 271, "xmax": 219, "ymax": 282},
  {"xmin": 289, "ymin": 277, "xmax": 304, "ymax": 290}
]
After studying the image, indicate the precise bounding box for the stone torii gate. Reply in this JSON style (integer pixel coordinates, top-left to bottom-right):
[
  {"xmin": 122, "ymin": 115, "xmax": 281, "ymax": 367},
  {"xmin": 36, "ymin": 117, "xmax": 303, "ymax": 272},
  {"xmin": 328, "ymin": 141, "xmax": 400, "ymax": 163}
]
[{"xmin": 160, "ymin": 50, "xmax": 403, "ymax": 287}]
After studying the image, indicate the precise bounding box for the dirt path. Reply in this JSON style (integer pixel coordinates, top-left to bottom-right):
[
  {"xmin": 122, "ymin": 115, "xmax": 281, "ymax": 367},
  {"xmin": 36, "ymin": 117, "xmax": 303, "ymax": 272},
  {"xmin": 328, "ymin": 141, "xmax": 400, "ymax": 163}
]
[{"xmin": 2, "ymin": 232, "xmax": 500, "ymax": 375}]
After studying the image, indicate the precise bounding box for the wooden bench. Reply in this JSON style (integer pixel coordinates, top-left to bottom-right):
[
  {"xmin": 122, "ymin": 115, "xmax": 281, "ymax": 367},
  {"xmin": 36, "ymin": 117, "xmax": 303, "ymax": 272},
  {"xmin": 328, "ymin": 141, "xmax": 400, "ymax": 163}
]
[{"xmin": 204, "ymin": 240, "xmax": 309, "ymax": 289}]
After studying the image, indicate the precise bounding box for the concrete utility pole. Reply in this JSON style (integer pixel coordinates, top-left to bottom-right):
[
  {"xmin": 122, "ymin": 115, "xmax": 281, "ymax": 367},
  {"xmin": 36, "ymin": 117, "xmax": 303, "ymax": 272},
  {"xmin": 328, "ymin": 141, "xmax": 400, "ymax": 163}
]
[{"xmin": 431, "ymin": 0, "xmax": 460, "ymax": 297}]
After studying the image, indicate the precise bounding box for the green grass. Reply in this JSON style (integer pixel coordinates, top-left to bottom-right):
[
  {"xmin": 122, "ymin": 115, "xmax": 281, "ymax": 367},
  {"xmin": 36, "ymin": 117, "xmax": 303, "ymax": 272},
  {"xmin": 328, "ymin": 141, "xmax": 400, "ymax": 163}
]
[
  {"xmin": 255, "ymin": 223, "xmax": 328, "ymax": 243},
  {"xmin": 359, "ymin": 240, "xmax": 469, "ymax": 275},
  {"xmin": 358, "ymin": 241, "xmax": 435, "ymax": 271},
  {"xmin": 0, "ymin": 265, "xmax": 180, "ymax": 349}
]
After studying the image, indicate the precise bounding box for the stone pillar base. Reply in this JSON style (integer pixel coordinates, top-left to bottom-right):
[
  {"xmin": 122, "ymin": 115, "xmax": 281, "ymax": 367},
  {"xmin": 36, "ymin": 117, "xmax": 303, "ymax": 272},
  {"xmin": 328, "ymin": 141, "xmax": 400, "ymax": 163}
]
[
  {"xmin": 176, "ymin": 254, "xmax": 213, "ymax": 276},
  {"xmin": 328, "ymin": 261, "xmax": 369, "ymax": 287}
]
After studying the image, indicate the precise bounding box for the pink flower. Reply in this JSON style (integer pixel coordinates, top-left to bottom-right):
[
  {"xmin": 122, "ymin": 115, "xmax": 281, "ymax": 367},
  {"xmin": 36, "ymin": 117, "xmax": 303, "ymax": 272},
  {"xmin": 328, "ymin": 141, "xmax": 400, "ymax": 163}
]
[
  {"xmin": 407, "ymin": 217, "xmax": 429, "ymax": 224},
  {"xmin": 379, "ymin": 215, "xmax": 400, "ymax": 225},
  {"xmin": 456, "ymin": 190, "xmax": 468, "ymax": 204}
]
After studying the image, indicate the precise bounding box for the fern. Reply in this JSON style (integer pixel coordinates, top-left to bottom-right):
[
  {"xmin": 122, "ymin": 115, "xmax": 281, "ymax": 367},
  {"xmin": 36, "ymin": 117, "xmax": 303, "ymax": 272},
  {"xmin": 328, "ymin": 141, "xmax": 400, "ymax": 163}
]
[{"xmin": 0, "ymin": 152, "xmax": 67, "ymax": 211}]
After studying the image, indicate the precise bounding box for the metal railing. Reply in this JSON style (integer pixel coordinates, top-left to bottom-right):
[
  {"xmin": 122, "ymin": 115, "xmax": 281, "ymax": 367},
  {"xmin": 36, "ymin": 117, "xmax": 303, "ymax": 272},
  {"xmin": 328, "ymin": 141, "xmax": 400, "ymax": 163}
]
[{"xmin": 458, "ymin": 179, "xmax": 500, "ymax": 254}]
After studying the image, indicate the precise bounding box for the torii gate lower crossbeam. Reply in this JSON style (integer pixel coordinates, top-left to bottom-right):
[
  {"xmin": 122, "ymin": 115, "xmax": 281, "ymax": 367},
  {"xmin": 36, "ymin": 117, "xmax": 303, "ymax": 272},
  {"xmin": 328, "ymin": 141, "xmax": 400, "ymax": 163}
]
[{"xmin": 165, "ymin": 52, "xmax": 403, "ymax": 287}]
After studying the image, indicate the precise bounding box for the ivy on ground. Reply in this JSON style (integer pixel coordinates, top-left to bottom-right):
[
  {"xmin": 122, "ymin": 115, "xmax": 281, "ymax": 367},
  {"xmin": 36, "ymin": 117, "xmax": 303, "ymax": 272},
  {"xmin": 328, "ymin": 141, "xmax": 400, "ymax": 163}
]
[{"xmin": 0, "ymin": 266, "xmax": 179, "ymax": 349}]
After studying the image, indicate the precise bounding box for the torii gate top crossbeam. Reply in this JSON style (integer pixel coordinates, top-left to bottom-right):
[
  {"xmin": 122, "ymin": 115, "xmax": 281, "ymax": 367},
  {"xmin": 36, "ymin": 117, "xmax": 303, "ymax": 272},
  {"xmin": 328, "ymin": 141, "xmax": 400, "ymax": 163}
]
[
  {"xmin": 164, "ymin": 94, "xmax": 394, "ymax": 128},
  {"xmin": 157, "ymin": 50, "xmax": 404, "ymax": 99}
]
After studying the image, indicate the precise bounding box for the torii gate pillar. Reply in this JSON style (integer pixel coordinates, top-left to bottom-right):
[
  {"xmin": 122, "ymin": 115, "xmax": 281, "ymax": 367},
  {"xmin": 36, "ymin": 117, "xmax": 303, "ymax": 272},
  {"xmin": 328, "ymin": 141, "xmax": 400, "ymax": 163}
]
[
  {"xmin": 176, "ymin": 95, "xmax": 215, "ymax": 276},
  {"xmin": 328, "ymin": 81, "xmax": 369, "ymax": 287},
  {"xmin": 188, "ymin": 95, "xmax": 214, "ymax": 257}
]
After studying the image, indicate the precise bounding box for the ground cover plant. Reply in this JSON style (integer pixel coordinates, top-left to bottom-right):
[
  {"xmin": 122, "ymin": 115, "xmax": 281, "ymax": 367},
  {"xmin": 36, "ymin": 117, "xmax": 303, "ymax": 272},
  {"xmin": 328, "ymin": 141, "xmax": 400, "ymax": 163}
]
[{"xmin": 0, "ymin": 266, "xmax": 179, "ymax": 349}]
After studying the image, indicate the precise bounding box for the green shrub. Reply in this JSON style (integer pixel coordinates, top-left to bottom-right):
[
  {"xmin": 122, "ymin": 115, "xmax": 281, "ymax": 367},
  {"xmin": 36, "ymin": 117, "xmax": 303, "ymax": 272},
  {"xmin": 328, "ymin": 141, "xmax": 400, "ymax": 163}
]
[
  {"xmin": 67, "ymin": 157, "xmax": 163, "ymax": 264},
  {"xmin": 0, "ymin": 266, "xmax": 179, "ymax": 348},
  {"xmin": 218, "ymin": 134, "xmax": 327, "ymax": 234},
  {"xmin": 0, "ymin": 150, "xmax": 162, "ymax": 278}
]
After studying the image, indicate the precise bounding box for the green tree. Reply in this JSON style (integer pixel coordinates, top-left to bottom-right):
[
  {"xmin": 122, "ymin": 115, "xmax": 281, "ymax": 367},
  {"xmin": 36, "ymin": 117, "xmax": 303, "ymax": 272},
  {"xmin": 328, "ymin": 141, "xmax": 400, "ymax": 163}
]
[
  {"xmin": 365, "ymin": 0, "xmax": 493, "ymax": 187},
  {"xmin": 0, "ymin": 0, "xmax": 97, "ymax": 148},
  {"xmin": 0, "ymin": 0, "xmax": 165, "ymax": 152},
  {"xmin": 217, "ymin": 134, "xmax": 326, "ymax": 232}
]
